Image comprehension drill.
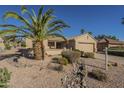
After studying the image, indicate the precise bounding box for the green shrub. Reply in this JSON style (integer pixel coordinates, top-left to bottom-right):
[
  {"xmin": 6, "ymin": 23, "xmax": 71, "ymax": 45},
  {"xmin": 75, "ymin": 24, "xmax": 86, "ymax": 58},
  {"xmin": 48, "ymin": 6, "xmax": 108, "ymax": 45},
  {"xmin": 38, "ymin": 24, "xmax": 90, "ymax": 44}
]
[
  {"xmin": 108, "ymin": 50, "xmax": 124, "ymax": 57},
  {"xmin": 84, "ymin": 52, "xmax": 95, "ymax": 58},
  {"xmin": 58, "ymin": 57, "xmax": 68, "ymax": 65},
  {"xmin": 21, "ymin": 42, "xmax": 26, "ymax": 47},
  {"xmin": 89, "ymin": 69, "xmax": 107, "ymax": 81},
  {"xmin": 5, "ymin": 44, "xmax": 11, "ymax": 50},
  {"xmin": 61, "ymin": 50, "xmax": 81, "ymax": 63},
  {"xmin": 0, "ymin": 68, "xmax": 11, "ymax": 87},
  {"xmin": 109, "ymin": 47, "xmax": 124, "ymax": 51}
]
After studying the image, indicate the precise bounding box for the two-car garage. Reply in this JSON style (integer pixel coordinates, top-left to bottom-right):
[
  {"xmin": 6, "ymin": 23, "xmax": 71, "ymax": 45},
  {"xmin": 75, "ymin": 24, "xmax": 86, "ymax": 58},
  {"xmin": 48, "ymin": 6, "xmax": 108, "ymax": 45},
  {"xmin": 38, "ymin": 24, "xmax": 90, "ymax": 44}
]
[
  {"xmin": 68, "ymin": 33, "xmax": 97, "ymax": 52},
  {"xmin": 77, "ymin": 42, "xmax": 95, "ymax": 52}
]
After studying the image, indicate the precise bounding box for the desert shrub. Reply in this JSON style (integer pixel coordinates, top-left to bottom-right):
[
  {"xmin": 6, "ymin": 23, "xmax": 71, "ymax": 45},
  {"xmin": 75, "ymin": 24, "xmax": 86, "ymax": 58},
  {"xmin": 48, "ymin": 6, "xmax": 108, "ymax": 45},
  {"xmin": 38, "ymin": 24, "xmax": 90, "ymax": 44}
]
[
  {"xmin": 58, "ymin": 57, "xmax": 68, "ymax": 65},
  {"xmin": 0, "ymin": 68, "xmax": 11, "ymax": 87},
  {"xmin": 107, "ymin": 63, "xmax": 112, "ymax": 67},
  {"xmin": 54, "ymin": 64, "xmax": 63, "ymax": 72},
  {"xmin": 5, "ymin": 44, "xmax": 11, "ymax": 50},
  {"xmin": 108, "ymin": 62, "xmax": 118, "ymax": 67},
  {"xmin": 52, "ymin": 57, "xmax": 59, "ymax": 61},
  {"xmin": 52, "ymin": 57, "xmax": 68, "ymax": 65},
  {"xmin": 113, "ymin": 63, "xmax": 118, "ymax": 66},
  {"xmin": 84, "ymin": 52, "xmax": 95, "ymax": 58},
  {"xmin": 61, "ymin": 50, "xmax": 81, "ymax": 63},
  {"xmin": 111, "ymin": 62, "xmax": 118, "ymax": 67},
  {"xmin": 89, "ymin": 69, "xmax": 107, "ymax": 81},
  {"xmin": 73, "ymin": 49, "xmax": 84, "ymax": 57},
  {"xmin": 80, "ymin": 51, "xmax": 84, "ymax": 57},
  {"xmin": 73, "ymin": 49, "xmax": 81, "ymax": 52}
]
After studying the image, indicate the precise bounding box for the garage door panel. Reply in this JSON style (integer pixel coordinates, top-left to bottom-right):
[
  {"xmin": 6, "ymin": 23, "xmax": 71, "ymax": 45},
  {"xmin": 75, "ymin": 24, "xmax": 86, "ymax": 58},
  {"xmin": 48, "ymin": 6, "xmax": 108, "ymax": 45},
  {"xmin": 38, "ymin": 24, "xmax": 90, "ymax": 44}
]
[{"xmin": 77, "ymin": 43, "xmax": 94, "ymax": 52}]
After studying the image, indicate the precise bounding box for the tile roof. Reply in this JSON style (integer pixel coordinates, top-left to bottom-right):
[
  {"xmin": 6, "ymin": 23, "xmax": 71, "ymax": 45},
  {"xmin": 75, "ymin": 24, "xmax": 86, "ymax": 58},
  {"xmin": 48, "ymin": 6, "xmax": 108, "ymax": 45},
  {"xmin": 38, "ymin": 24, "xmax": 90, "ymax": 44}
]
[
  {"xmin": 98, "ymin": 38, "xmax": 124, "ymax": 44},
  {"xmin": 67, "ymin": 32, "xmax": 97, "ymax": 41}
]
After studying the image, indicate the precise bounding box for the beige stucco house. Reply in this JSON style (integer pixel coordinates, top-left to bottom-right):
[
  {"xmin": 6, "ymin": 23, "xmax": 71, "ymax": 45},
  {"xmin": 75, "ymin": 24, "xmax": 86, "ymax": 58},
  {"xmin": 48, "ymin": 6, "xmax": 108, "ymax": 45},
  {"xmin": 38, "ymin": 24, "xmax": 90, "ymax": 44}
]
[
  {"xmin": 67, "ymin": 33, "xmax": 97, "ymax": 52},
  {"xmin": 25, "ymin": 33, "xmax": 97, "ymax": 55},
  {"xmin": 97, "ymin": 38, "xmax": 124, "ymax": 51},
  {"xmin": 25, "ymin": 36, "xmax": 66, "ymax": 55}
]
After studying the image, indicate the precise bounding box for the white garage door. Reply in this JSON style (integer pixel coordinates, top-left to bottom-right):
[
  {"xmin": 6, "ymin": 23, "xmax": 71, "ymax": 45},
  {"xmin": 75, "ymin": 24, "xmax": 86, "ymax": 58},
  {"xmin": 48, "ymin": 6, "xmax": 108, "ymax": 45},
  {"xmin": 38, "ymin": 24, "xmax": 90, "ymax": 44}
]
[{"xmin": 78, "ymin": 43, "xmax": 94, "ymax": 52}]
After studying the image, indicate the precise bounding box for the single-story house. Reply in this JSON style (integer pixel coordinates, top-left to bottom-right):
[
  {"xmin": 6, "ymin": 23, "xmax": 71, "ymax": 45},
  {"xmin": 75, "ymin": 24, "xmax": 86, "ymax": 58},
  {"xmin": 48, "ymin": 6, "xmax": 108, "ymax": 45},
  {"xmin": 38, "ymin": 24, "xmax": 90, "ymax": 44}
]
[
  {"xmin": 97, "ymin": 38, "xmax": 124, "ymax": 51},
  {"xmin": 25, "ymin": 33, "xmax": 97, "ymax": 55},
  {"xmin": 67, "ymin": 33, "xmax": 97, "ymax": 52},
  {"xmin": 25, "ymin": 36, "xmax": 66, "ymax": 55},
  {"xmin": 0, "ymin": 38, "xmax": 5, "ymax": 51}
]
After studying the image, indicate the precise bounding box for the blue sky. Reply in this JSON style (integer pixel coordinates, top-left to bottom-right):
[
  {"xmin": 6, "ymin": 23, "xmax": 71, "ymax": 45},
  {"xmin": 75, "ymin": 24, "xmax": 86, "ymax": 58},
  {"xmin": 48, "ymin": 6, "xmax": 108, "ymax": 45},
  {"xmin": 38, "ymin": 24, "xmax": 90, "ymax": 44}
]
[{"xmin": 0, "ymin": 5, "xmax": 124, "ymax": 40}]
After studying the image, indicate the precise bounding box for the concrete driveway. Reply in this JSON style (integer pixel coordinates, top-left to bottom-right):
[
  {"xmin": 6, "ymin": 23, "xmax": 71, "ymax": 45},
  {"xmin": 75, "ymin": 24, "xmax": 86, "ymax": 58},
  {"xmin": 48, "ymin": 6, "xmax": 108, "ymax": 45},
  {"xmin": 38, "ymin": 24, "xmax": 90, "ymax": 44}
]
[{"xmin": 95, "ymin": 53, "xmax": 124, "ymax": 65}]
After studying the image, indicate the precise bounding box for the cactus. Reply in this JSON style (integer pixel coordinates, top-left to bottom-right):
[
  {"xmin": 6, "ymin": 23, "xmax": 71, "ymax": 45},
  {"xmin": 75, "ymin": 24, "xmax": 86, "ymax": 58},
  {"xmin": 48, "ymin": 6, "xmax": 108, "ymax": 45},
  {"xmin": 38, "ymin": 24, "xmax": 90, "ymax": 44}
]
[{"xmin": 0, "ymin": 67, "xmax": 11, "ymax": 88}]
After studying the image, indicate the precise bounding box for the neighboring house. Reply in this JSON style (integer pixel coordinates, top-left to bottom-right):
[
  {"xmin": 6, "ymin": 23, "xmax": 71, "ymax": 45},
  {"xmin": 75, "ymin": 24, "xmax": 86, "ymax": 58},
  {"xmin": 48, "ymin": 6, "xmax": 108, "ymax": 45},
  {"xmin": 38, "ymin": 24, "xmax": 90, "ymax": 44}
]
[
  {"xmin": 0, "ymin": 38, "xmax": 5, "ymax": 51},
  {"xmin": 67, "ymin": 33, "xmax": 97, "ymax": 52},
  {"xmin": 25, "ymin": 33, "xmax": 97, "ymax": 55},
  {"xmin": 97, "ymin": 38, "xmax": 124, "ymax": 51}
]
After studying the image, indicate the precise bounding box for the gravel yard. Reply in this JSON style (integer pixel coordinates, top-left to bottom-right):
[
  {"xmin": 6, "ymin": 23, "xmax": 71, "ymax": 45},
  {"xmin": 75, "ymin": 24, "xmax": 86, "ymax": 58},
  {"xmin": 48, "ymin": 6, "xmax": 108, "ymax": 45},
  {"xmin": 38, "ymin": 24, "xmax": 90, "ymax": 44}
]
[
  {"xmin": 0, "ymin": 49, "xmax": 124, "ymax": 88},
  {"xmin": 95, "ymin": 53, "xmax": 124, "ymax": 65}
]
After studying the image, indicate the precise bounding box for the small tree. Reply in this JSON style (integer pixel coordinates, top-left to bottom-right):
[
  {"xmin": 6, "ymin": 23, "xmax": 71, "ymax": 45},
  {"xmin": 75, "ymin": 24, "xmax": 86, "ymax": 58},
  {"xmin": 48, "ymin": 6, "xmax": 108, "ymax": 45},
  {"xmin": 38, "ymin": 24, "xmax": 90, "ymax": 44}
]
[{"xmin": 95, "ymin": 34, "xmax": 119, "ymax": 40}]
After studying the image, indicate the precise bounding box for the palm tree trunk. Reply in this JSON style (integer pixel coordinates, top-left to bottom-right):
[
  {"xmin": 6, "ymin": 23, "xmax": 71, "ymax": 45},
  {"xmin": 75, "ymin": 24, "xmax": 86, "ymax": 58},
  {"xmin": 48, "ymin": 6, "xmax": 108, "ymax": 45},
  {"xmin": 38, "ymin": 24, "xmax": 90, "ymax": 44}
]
[
  {"xmin": 34, "ymin": 41, "xmax": 42, "ymax": 60},
  {"xmin": 41, "ymin": 41, "xmax": 45, "ymax": 60}
]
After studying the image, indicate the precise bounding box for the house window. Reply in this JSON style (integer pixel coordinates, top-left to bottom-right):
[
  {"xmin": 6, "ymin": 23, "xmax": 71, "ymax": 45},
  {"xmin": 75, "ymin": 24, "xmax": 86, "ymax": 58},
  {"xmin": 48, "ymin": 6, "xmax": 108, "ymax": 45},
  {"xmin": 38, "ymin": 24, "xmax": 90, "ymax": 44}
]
[{"xmin": 48, "ymin": 41, "xmax": 55, "ymax": 48}]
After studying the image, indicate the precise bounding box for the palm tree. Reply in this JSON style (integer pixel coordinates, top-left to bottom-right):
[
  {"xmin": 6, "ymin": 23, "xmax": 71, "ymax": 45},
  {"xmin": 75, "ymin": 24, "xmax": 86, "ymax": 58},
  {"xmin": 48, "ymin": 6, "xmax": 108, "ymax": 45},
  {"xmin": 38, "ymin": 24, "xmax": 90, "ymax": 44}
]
[
  {"xmin": 0, "ymin": 6, "xmax": 70, "ymax": 60},
  {"xmin": 80, "ymin": 28, "xmax": 92, "ymax": 35},
  {"xmin": 80, "ymin": 29, "xmax": 85, "ymax": 34}
]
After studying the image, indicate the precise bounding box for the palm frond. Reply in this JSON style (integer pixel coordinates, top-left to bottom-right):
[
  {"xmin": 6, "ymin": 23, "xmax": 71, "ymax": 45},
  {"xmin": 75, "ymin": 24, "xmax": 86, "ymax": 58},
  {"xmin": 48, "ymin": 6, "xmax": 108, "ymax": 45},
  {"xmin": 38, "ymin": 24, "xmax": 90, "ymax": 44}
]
[
  {"xmin": 48, "ymin": 19, "xmax": 68, "ymax": 28},
  {"xmin": 0, "ymin": 24, "xmax": 18, "ymax": 29},
  {"xmin": 45, "ymin": 8, "xmax": 54, "ymax": 16},
  {"xmin": 21, "ymin": 5, "xmax": 28, "ymax": 14},
  {"xmin": 18, "ymin": 29, "xmax": 34, "ymax": 38},
  {"xmin": 21, "ymin": 6, "xmax": 37, "ymax": 26},
  {"xmin": 41, "ymin": 8, "xmax": 55, "ymax": 25},
  {"xmin": 48, "ymin": 24, "xmax": 70, "ymax": 34},
  {"xmin": 0, "ymin": 29, "xmax": 17, "ymax": 37},
  {"xmin": 3, "ymin": 12, "xmax": 33, "ymax": 29},
  {"xmin": 37, "ymin": 6, "xmax": 44, "ymax": 21},
  {"xmin": 41, "ymin": 15, "xmax": 55, "ymax": 26},
  {"xmin": 31, "ymin": 9, "xmax": 37, "ymax": 19}
]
